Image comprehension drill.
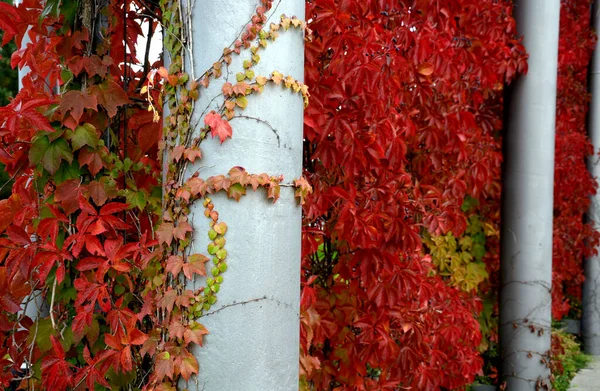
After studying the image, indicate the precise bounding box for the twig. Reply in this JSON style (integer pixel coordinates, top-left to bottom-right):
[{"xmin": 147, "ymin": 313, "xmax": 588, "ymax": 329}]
[
  {"xmin": 200, "ymin": 296, "xmax": 267, "ymax": 317},
  {"xmin": 229, "ymin": 115, "xmax": 281, "ymax": 147},
  {"xmin": 49, "ymin": 277, "xmax": 57, "ymax": 330}
]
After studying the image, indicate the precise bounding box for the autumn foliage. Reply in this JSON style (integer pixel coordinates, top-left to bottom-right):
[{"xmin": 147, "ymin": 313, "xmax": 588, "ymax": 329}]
[
  {"xmin": 551, "ymin": 0, "xmax": 599, "ymax": 320},
  {"xmin": 299, "ymin": 0, "xmax": 527, "ymax": 389},
  {"xmin": 0, "ymin": 0, "xmax": 165, "ymax": 389},
  {"xmin": 0, "ymin": 0, "xmax": 598, "ymax": 390}
]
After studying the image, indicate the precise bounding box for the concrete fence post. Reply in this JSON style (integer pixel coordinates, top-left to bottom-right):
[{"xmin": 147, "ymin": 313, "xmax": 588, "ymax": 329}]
[{"xmin": 499, "ymin": 0, "xmax": 561, "ymax": 389}]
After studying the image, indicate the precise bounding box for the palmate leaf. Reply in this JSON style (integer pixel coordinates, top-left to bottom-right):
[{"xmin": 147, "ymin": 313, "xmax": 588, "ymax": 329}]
[
  {"xmin": 59, "ymin": 90, "xmax": 97, "ymax": 123},
  {"xmin": 29, "ymin": 136, "xmax": 73, "ymax": 174},
  {"xmin": 204, "ymin": 111, "xmax": 232, "ymax": 143},
  {"xmin": 68, "ymin": 123, "xmax": 99, "ymax": 151}
]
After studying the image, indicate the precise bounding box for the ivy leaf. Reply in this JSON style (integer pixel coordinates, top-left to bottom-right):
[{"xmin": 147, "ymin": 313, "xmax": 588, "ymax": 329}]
[
  {"xmin": 233, "ymin": 82, "xmax": 250, "ymax": 95},
  {"xmin": 158, "ymin": 288, "xmax": 177, "ymax": 313},
  {"xmin": 256, "ymin": 75, "xmax": 268, "ymax": 86},
  {"xmin": 204, "ymin": 111, "xmax": 232, "ymax": 144},
  {"xmin": 90, "ymin": 80, "xmax": 130, "ymax": 118},
  {"xmin": 156, "ymin": 222, "xmax": 175, "ymax": 246},
  {"xmin": 0, "ymin": 3, "xmax": 19, "ymax": 44},
  {"xmin": 173, "ymin": 221, "xmax": 193, "ymax": 241},
  {"xmin": 417, "ymin": 63, "xmax": 435, "ymax": 76},
  {"xmin": 59, "ymin": 90, "xmax": 98, "ymax": 124},
  {"xmin": 227, "ymin": 183, "xmax": 246, "ymax": 201},
  {"xmin": 54, "ymin": 160, "xmax": 82, "ymax": 185},
  {"xmin": 41, "ymin": 139, "xmax": 74, "ymax": 174},
  {"xmin": 236, "ymin": 96, "xmax": 248, "ymax": 109},
  {"xmin": 165, "ymin": 255, "xmax": 183, "ymax": 277},
  {"xmin": 89, "ymin": 181, "xmax": 108, "ymax": 206},
  {"xmin": 69, "ymin": 123, "xmax": 99, "ymax": 151},
  {"xmin": 29, "ymin": 135, "xmax": 51, "ymax": 166},
  {"xmin": 78, "ymin": 147, "xmax": 104, "ymax": 176},
  {"xmin": 183, "ymin": 254, "xmax": 209, "ymax": 279},
  {"xmin": 155, "ymin": 351, "xmax": 175, "ymax": 380},
  {"xmin": 184, "ymin": 322, "xmax": 209, "ymax": 347},
  {"xmin": 176, "ymin": 349, "xmax": 199, "ymax": 381}
]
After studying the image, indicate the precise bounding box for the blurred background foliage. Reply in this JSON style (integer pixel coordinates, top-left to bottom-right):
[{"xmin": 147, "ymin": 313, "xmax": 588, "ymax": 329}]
[{"xmin": 0, "ymin": 0, "xmax": 17, "ymax": 199}]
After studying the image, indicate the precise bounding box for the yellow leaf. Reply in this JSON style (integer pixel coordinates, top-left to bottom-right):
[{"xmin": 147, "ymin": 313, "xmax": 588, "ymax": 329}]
[{"xmin": 417, "ymin": 63, "xmax": 435, "ymax": 76}]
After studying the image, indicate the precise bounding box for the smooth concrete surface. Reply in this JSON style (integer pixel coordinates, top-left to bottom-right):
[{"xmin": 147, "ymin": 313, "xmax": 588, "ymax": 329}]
[
  {"xmin": 569, "ymin": 357, "xmax": 600, "ymax": 390},
  {"xmin": 584, "ymin": 2, "xmax": 600, "ymax": 356},
  {"xmin": 499, "ymin": 0, "xmax": 561, "ymax": 389},
  {"xmin": 180, "ymin": 1, "xmax": 305, "ymax": 390}
]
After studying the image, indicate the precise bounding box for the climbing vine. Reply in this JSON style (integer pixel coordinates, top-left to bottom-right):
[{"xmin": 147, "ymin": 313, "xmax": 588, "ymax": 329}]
[
  {"xmin": 300, "ymin": 0, "xmax": 527, "ymax": 389},
  {"xmin": 0, "ymin": 0, "xmax": 309, "ymax": 389}
]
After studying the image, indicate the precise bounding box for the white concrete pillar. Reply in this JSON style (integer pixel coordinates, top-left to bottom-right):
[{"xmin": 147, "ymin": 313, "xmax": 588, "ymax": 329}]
[
  {"xmin": 584, "ymin": 0, "xmax": 600, "ymax": 356},
  {"xmin": 180, "ymin": 1, "xmax": 304, "ymax": 390},
  {"xmin": 13, "ymin": 0, "xmax": 29, "ymax": 90},
  {"xmin": 499, "ymin": 1, "xmax": 561, "ymax": 389}
]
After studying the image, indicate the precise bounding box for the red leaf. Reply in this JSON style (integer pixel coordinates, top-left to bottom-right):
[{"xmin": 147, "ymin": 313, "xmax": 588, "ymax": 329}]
[
  {"xmin": 204, "ymin": 111, "xmax": 232, "ymax": 143},
  {"xmin": 90, "ymin": 80, "xmax": 130, "ymax": 118},
  {"xmin": 173, "ymin": 221, "xmax": 193, "ymax": 241},
  {"xmin": 78, "ymin": 147, "xmax": 105, "ymax": 176},
  {"xmin": 59, "ymin": 90, "xmax": 98, "ymax": 124},
  {"xmin": 100, "ymin": 202, "xmax": 129, "ymax": 215},
  {"xmin": 155, "ymin": 351, "xmax": 175, "ymax": 380}
]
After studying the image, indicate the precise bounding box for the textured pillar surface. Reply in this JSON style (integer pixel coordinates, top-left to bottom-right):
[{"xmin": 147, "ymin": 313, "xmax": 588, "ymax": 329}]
[
  {"xmin": 584, "ymin": 1, "xmax": 600, "ymax": 356},
  {"xmin": 180, "ymin": 1, "xmax": 304, "ymax": 390},
  {"xmin": 499, "ymin": 1, "xmax": 561, "ymax": 389}
]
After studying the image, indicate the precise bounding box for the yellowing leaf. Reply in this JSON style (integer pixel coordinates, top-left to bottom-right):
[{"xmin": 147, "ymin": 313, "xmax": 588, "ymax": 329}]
[{"xmin": 417, "ymin": 63, "xmax": 435, "ymax": 76}]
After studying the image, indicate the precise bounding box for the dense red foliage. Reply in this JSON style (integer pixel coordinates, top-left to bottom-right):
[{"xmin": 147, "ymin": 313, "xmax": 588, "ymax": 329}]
[
  {"xmin": 0, "ymin": 1, "xmax": 164, "ymax": 389},
  {"xmin": 300, "ymin": 0, "xmax": 527, "ymax": 389},
  {"xmin": 1, "ymin": 0, "xmax": 599, "ymax": 389},
  {"xmin": 552, "ymin": 0, "xmax": 599, "ymax": 320}
]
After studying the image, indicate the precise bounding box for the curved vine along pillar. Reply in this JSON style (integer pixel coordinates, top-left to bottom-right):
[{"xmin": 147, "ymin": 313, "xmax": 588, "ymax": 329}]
[
  {"xmin": 179, "ymin": 1, "xmax": 304, "ymax": 390},
  {"xmin": 499, "ymin": 0, "xmax": 560, "ymax": 389},
  {"xmin": 584, "ymin": 0, "xmax": 600, "ymax": 356}
]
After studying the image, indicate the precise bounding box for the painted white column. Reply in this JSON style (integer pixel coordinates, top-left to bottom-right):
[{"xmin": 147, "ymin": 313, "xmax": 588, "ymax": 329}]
[
  {"xmin": 180, "ymin": 1, "xmax": 304, "ymax": 390},
  {"xmin": 13, "ymin": 0, "xmax": 29, "ymax": 90},
  {"xmin": 499, "ymin": 1, "xmax": 561, "ymax": 389},
  {"xmin": 584, "ymin": 1, "xmax": 600, "ymax": 356}
]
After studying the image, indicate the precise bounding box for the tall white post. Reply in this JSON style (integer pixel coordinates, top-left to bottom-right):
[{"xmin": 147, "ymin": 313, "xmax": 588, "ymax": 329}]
[
  {"xmin": 180, "ymin": 1, "xmax": 304, "ymax": 390},
  {"xmin": 584, "ymin": 1, "xmax": 600, "ymax": 355},
  {"xmin": 499, "ymin": 1, "xmax": 561, "ymax": 389}
]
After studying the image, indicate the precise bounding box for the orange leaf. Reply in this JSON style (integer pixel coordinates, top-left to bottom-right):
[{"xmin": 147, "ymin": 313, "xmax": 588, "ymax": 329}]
[{"xmin": 417, "ymin": 63, "xmax": 435, "ymax": 76}]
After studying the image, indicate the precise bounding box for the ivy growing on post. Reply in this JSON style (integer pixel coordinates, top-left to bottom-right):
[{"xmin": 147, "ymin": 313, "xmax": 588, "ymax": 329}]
[{"xmin": 0, "ymin": 0, "xmax": 308, "ymax": 389}]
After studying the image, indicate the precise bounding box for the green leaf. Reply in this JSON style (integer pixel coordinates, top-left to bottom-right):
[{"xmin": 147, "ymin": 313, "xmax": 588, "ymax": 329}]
[
  {"xmin": 236, "ymin": 72, "xmax": 245, "ymax": 82},
  {"xmin": 126, "ymin": 190, "xmax": 147, "ymax": 210},
  {"xmin": 216, "ymin": 248, "xmax": 227, "ymax": 260},
  {"xmin": 236, "ymin": 96, "xmax": 248, "ymax": 109},
  {"xmin": 29, "ymin": 319, "xmax": 56, "ymax": 352},
  {"xmin": 207, "ymin": 242, "xmax": 218, "ymax": 255},
  {"xmin": 29, "ymin": 135, "xmax": 50, "ymax": 165},
  {"xmin": 40, "ymin": 0, "xmax": 60, "ymax": 20},
  {"xmin": 42, "ymin": 139, "xmax": 73, "ymax": 174},
  {"xmin": 54, "ymin": 160, "xmax": 82, "ymax": 185},
  {"xmin": 70, "ymin": 123, "xmax": 98, "ymax": 151},
  {"xmin": 57, "ymin": 286, "xmax": 77, "ymax": 303}
]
